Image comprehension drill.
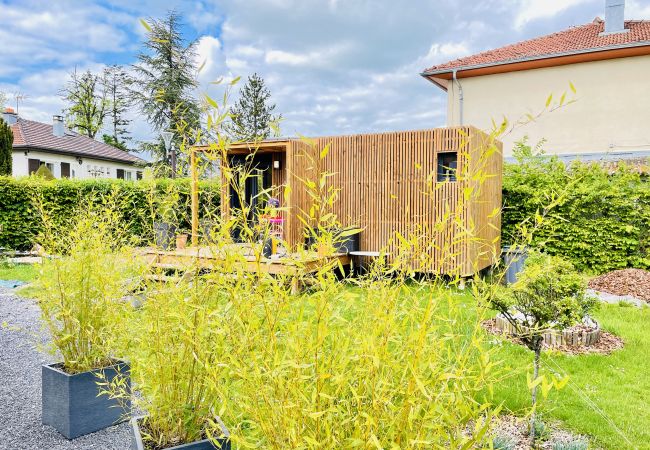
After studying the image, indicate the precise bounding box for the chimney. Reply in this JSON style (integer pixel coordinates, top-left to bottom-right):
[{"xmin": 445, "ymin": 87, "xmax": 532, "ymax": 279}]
[
  {"xmin": 604, "ymin": 0, "xmax": 627, "ymax": 34},
  {"xmin": 2, "ymin": 107, "xmax": 18, "ymax": 126},
  {"xmin": 52, "ymin": 115, "xmax": 65, "ymax": 137}
]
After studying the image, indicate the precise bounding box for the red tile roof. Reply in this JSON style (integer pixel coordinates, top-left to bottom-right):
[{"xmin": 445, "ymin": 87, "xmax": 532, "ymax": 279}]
[
  {"xmin": 423, "ymin": 19, "xmax": 650, "ymax": 74},
  {"xmin": 10, "ymin": 118, "xmax": 145, "ymax": 164}
]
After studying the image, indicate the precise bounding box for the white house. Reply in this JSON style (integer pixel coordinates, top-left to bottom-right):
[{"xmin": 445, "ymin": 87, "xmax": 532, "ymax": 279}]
[
  {"xmin": 421, "ymin": 0, "xmax": 650, "ymax": 163},
  {"xmin": 3, "ymin": 108, "xmax": 146, "ymax": 179}
]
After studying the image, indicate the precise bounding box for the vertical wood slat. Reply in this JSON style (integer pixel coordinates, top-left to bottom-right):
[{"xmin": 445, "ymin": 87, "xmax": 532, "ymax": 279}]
[{"xmin": 219, "ymin": 127, "xmax": 502, "ymax": 275}]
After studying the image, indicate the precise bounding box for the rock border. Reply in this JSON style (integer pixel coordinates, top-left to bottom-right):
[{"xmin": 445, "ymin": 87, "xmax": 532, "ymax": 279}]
[{"xmin": 493, "ymin": 315, "xmax": 601, "ymax": 348}]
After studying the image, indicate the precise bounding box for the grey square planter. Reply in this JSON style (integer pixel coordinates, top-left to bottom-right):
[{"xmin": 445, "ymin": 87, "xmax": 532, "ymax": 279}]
[
  {"xmin": 131, "ymin": 415, "xmax": 231, "ymax": 450},
  {"xmin": 42, "ymin": 360, "xmax": 130, "ymax": 439}
]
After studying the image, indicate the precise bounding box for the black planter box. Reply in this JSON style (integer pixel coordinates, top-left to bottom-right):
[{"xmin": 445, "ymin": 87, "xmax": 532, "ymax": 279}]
[
  {"xmin": 131, "ymin": 415, "xmax": 231, "ymax": 450},
  {"xmin": 154, "ymin": 222, "xmax": 177, "ymax": 250},
  {"xmin": 305, "ymin": 230, "xmax": 360, "ymax": 254},
  {"xmin": 42, "ymin": 360, "xmax": 130, "ymax": 439}
]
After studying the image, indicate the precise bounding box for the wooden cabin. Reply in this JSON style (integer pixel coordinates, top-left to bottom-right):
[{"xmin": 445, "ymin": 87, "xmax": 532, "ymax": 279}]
[{"xmin": 207, "ymin": 126, "xmax": 502, "ymax": 276}]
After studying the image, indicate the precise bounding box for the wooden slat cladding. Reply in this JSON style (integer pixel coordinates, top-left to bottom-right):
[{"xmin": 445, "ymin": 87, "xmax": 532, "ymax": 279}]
[{"xmin": 220, "ymin": 126, "xmax": 502, "ymax": 276}]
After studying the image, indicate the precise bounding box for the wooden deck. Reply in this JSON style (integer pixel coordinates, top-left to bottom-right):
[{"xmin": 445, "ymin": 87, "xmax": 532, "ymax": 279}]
[{"xmin": 140, "ymin": 245, "xmax": 351, "ymax": 277}]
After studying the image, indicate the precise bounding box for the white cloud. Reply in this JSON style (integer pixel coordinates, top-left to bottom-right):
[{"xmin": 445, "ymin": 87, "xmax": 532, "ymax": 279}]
[
  {"xmin": 514, "ymin": 0, "xmax": 592, "ymax": 30},
  {"xmin": 627, "ymin": 0, "xmax": 650, "ymax": 18}
]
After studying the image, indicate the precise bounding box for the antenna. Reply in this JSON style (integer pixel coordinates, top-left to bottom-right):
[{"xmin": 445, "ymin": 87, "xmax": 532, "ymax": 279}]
[{"xmin": 13, "ymin": 92, "xmax": 29, "ymax": 114}]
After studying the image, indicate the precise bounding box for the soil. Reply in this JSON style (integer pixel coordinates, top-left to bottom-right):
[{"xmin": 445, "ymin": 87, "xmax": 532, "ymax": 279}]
[
  {"xmin": 482, "ymin": 319, "xmax": 624, "ymax": 355},
  {"xmin": 588, "ymin": 269, "xmax": 650, "ymax": 302}
]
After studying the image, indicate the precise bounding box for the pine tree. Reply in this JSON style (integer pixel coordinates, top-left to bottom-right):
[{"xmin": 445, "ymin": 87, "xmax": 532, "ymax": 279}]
[
  {"xmin": 228, "ymin": 73, "xmax": 281, "ymax": 141},
  {"xmin": 131, "ymin": 11, "xmax": 200, "ymax": 171},
  {"xmin": 0, "ymin": 118, "xmax": 12, "ymax": 176},
  {"xmin": 61, "ymin": 69, "xmax": 108, "ymax": 139},
  {"xmin": 102, "ymin": 65, "xmax": 132, "ymax": 151}
]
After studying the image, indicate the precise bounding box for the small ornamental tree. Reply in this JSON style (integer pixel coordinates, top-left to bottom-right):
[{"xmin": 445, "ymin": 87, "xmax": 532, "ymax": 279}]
[
  {"xmin": 0, "ymin": 117, "xmax": 13, "ymax": 176},
  {"xmin": 486, "ymin": 251, "xmax": 595, "ymax": 444}
]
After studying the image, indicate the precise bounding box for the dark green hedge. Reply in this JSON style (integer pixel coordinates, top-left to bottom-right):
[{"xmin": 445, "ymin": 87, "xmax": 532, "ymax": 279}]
[
  {"xmin": 502, "ymin": 146, "xmax": 650, "ymax": 273},
  {"xmin": 0, "ymin": 177, "xmax": 220, "ymax": 251}
]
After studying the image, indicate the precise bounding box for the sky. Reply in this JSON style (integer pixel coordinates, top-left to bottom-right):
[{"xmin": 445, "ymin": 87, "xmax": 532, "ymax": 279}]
[{"xmin": 1, "ymin": 0, "xmax": 650, "ymax": 149}]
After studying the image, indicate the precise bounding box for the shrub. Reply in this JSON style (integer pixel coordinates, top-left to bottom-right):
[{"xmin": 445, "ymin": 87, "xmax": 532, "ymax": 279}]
[
  {"xmin": 37, "ymin": 204, "xmax": 143, "ymax": 373},
  {"xmin": 34, "ymin": 164, "xmax": 55, "ymax": 180},
  {"xmin": 0, "ymin": 176, "xmax": 220, "ymax": 250},
  {"xmin": 502, "ymin": 139, "xmax": 650, "ymax": 273},
  {"xmin": 553, "ymin": 438, "xmax": 589, "ymax": 450},
  {"xmin": 492, "ymin": 434, "xmax": 517, "ymax": 450}
]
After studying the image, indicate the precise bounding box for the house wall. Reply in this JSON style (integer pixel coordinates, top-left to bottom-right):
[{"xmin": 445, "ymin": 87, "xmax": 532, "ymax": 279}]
[
  {"xmin": 446, "ymin": 54, "xmax": 650, "ymax": 156},
  {"xmin": 12, "ymin": 150, "xmax": 143, "ymax": 180}
]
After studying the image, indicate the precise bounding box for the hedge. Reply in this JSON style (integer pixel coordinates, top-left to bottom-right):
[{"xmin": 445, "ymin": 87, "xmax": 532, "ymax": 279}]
[
  {"xmin": 0, "ymin": 177, "xmax": 220, "ymax": 251},
  {"xmin": 502, "ymin": 144, "xmax": 650, "ymax": 274}
]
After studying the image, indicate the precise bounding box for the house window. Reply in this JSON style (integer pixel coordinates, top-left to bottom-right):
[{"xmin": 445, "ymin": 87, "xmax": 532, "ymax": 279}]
[
  {"xmin": 45, "ymin": 162, "xmax": 55, "ymax": 173},
  {"xmin": 124, "ymin": 171, "xmax": 132, "ymax": 181},
  {"xmin": 437, "ymin": 152, "xmax": 457, "ymax": 182}
]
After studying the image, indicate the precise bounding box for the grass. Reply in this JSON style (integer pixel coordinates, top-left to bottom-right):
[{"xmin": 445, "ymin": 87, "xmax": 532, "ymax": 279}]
[
  {"xmin": 0, "ymin": 262, "xmax": 39, "ymax": 282},
  {"xmin": 474, "ymin": 294, "xmax": 650, "ymax": 450},
  {"xmin": 1, "ymin": 259, "xmax": 645, "ymax": 448}
]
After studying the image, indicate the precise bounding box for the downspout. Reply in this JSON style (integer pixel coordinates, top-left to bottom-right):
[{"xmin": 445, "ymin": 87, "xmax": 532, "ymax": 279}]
[{"xmin": 452, "ymin": 69, "xmax": 464, "ymax": 126}]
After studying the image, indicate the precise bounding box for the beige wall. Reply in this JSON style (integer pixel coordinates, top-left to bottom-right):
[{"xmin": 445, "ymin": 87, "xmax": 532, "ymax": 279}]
[{"xmin": 446, "ymin": 55, "xmax": 650, "ymax": 156}]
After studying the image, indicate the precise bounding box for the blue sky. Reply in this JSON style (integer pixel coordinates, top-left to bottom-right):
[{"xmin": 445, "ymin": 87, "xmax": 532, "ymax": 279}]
[{"xmin": 1, "ymin": 0, "xmax": 649, "ymax": 147}]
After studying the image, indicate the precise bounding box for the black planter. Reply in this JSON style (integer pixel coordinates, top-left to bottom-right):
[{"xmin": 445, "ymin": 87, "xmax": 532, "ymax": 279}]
[
  {"xmin": 305, "ymin": 229, "xmax": 360, "ymax": 254},
  {"xmin": 154, "ymin": 222, "xmax": 177, "ymax": 250},
  {"xmin": 502, "ymin": 245, "xmax": 528, "ymax": 285},
  {"xmin": 42, "ymin": 360, "xmax": 130, "ymax": 439},
  {"xmin": 131, "ymin": 415, "xmax": 231, "ymax": 450}
]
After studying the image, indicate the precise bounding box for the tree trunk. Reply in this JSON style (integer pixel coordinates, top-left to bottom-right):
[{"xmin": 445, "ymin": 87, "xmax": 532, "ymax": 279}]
[{"xmin": 529, "ymin": 340, "xmax": 542, "ymax": 445}]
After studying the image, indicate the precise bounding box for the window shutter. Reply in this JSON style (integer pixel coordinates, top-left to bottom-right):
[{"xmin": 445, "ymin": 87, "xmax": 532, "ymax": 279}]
[
  {"xmin": 60, "ymin": 162, "xmax": 71, "ymax": 178},
  {"xmin": 28, "ymin": 159, "xmax": 41, "ymax": 175},
  {"xmin": 116, "ymin": 169, "xmax": 125, "ymax": 179},
  {"xmin": 136, "ymin": 171, "xmax": 143, "ymax": 180}
]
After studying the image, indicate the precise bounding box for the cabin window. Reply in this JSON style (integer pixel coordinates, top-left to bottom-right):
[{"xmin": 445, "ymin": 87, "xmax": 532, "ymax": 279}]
[{"xmin": 436, "ymin": 152, "xmax": 457, "ymax": 182}]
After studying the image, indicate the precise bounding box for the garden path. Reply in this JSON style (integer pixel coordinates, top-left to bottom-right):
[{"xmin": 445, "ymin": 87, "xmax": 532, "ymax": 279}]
[{"xmin": 0, "ymin": 288, "xmax": 130, "ymax": 449}]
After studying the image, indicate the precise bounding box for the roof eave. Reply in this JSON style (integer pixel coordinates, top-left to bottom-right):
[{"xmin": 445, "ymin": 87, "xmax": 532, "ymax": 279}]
[
  {"xmin": 421, "ymin": 41, "xmax": 650, "ymax": 85},
  {"xmin": 13, "ymin": 145, "xmax": 147, "ymax": 166}
]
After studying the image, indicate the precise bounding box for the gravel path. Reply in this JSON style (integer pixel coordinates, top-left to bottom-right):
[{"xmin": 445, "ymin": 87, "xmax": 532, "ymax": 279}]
[{"xmin": 0, "ymin": 288, "xmax": 131, "ymax": 450}]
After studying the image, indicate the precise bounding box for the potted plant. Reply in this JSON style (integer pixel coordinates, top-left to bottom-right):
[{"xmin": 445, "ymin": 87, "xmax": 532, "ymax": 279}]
[
  {"xmin": 37, "ymin": 211, "xmax": 141, "ymax": 439},
  {"xmin": 107, "ymin": 277, "xmax": 232, "ymax": 450},
  {"xmin": 153, "ymin": 184, "xmax": 180, "ymax": 250}
]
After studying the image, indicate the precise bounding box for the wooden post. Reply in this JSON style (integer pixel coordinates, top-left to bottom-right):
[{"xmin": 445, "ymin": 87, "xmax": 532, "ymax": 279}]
[{"xmin": 190, "ymin": 148, "xmax": 199, "ymax": 247}]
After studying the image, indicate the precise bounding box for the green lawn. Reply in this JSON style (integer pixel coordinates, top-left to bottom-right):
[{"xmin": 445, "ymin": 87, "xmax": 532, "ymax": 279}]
[
  {"xmin": 0, "ymin": 262, "xmax": 40, "ymax": 282},
  {"xmin": 477, "ymin": 296, "xmax": 650, "ymax": 449},
  {"xmin": 1, "ymin": 260, "xmax": 645, "ymax": 448}
]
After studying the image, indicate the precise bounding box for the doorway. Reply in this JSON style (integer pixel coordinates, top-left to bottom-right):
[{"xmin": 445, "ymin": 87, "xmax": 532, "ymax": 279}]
[{"xmin": 228, "ymin": 153, "xmax": 273, "ymax": 241}]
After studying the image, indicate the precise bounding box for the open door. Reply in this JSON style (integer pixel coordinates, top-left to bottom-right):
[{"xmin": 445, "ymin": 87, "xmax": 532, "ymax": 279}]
[{"xmin": 228, "ymin": 153, "xmax": 273, "ymax": 241}]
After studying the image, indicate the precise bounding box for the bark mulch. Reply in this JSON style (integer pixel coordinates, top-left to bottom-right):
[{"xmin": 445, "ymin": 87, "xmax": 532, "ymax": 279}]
[
  {"xmin": 588, "ymin": 269, "xmax": 650, "ymax": 302},
  {"xmin": 482, "ymin": 319, "xmax": 624, "ymax": 355}
]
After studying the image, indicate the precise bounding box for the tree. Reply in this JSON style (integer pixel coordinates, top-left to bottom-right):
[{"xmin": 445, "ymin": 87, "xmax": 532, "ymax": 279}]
[
  {"xmin": 61, "ymin": 70, "xmax": 108, "ymax": 139},
  {"xmin": 228, "ymin": 73, "xmax": 281, "ymax": 141},
  {"xmin": 131, "ymin": 11, "xmax": 200, "ymax": 171},
  {"xmin": 0, "ymin": 117, "xmax": 13, "ymax": 176},
  {"xmin": 102, "ymin": 65, "xmax": 132, "ymax": 151},
  {"xmin": 34, "ymin": 164, "xmax": 55, "ymax": 180},
  {"xmin": 0, "ymin": 91, "xmax": 6, "ymax": 111},
  {"xmin": 486, "ymin": 251, "xmax": 595, "ymax": 444}
]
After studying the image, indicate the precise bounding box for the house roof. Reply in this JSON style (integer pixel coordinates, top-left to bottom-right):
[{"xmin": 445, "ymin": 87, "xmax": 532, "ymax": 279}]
[
  {"xmin": 422, "ymin": 19, "xmax": 650, "ymax": 85},
  {"xmin": 10, "ymin": 118, "xmax": 145, "ymax": 165}
]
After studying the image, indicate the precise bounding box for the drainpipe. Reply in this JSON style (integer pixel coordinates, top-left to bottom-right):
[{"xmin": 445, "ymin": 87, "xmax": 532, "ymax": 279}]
[{"xmin": 452, "ymin": 69, "xmax": 464, "ymax": 126}]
